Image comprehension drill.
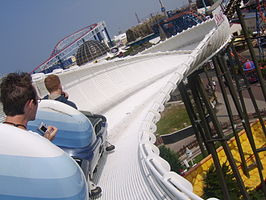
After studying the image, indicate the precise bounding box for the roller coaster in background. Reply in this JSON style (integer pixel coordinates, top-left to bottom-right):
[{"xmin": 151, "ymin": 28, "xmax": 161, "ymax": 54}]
[
  {"xmin": 32, "ymin": 10, "xmax": 207, "ymax": 74},
  {"xmin": 31, "ymin": 21, "xmax": 113, "ymax": 74}
]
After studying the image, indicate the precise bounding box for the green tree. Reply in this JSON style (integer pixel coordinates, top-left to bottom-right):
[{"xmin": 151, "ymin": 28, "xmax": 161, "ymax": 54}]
[
  {"xmin": 247, "ymin": 188, "xmax": 265, "ymax": 200},
  {"xmin": 202, "ymin": 163, "xmax": 241, "ymax": 200},
  {"xmin": 159, "ymin": 145, "xmax": 184, "ymax": 174}
]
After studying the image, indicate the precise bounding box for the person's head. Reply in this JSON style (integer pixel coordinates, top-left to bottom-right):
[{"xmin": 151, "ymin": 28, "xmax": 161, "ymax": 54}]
[
  {"xmin": 44, "ymin": 74, "xmax": 62, "ymax": 93},
  {"xmin": 0, "ymin": 72, "xmax": 39, "ymax": 120}
]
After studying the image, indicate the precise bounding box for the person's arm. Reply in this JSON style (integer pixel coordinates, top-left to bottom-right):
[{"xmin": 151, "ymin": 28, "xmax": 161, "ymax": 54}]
[{"xmin": 44, "ymin": 126, "xmax": 58, "ymax": 141}]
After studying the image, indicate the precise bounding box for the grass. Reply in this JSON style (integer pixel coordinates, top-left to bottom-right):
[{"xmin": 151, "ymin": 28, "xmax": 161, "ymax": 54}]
[
  {"xmin": 193, "ymin": 153, "xmax": 205, "ymax": 164},
  {"xmin": 156, "ymin": 103, "xmax": 191, "ymax": 135}
]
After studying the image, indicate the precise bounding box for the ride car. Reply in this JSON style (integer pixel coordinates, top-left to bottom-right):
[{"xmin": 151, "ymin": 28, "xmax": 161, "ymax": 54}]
[{"xmin": 28, "ymin": 100, "xmax": 108, "ymax": 180}]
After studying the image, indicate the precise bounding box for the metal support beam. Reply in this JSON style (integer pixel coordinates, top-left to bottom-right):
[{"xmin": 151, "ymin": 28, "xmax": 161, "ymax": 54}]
[
  {"xmin": 103, "ymin": 27, "xmax": 114, "ymax": 47},
  {"xmin": 228, "ymin": 44, "xmax": 266, "ymax": 136},
  {"xmin": 212, "ymin": 56, "xmax": 249, "ymax": 177},
  {"xmin": 235, "ymin": 5, "xmax": 266, "ymax": 101},
  {"xmin": 96, "ymin": 32, "xmax": 103, "ymax": 42},
  {"xmin": 215, "ymin": 54, "xmax": 266, "ymax": 196},
  {"xmin": 188, "ymin": 74, "xmax": 231, "ymax": 200},
  {"xmin": 178, "ymin": 82, "xmax": 208, "ymax": 157},
  {"xmin": 203, "ymin": 65, "xmax": 218, "ymax": 104},
  {"xmin": 192, "ymin": 72, "xmax": 250, "ymax": 200}
]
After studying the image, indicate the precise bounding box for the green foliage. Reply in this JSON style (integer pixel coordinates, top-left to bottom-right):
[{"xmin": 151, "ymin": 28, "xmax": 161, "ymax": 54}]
[
  {"xmin": 123, "ymin": 42, "xmax": 152, "ymax": 57},
  {"xmin": 202, "ymin": 163, "xmax": 266, "ymax": 199},
  {"xmin": 156, "ymin": 104, "xmax": 191, "ymax": 135},
  {"xmin": 257, "ymin": 59, "xmax": 266, "ymax": 80},
  {"xmin": 125, "ymin": 14, "xmax": 165, "ymax": 42},
  {"xmin": 159, "ymin": 145, "xmax": 184, "ymax": 174},
  {"xmin": 247, "ymin": 188, "xmax": 265, "ymax": 200},
  {"xmin": 193, "ymin": 153, "xmax": 204, "ymax": 164},
  {"xmin": 261, "ymin": 68, "xmax": 266, "ymax": 80},
  {"xmin": 202, "ymin": 163, "xmax": 241, "ymax": 200}
]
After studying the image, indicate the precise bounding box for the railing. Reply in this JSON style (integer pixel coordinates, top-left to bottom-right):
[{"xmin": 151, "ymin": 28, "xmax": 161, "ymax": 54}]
[{"xmin": 138, "ymin": 15, "xmax": 230, "ymax": 200}]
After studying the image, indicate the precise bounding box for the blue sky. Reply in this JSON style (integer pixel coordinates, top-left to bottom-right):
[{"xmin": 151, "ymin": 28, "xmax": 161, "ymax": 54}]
[{"xmin": 0, "ymin": 0, "xmax": 187, "ymax": 75}]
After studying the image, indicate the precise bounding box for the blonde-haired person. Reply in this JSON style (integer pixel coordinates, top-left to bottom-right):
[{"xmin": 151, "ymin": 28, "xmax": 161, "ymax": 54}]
[
  {"xmin": 43, "ymin": 74, "xmax": 117, "ymax": 198},
  {"xmin": 43, "ymin": 74, "xmax": 115, "ymax": 151},
  {"xmin": 43, "ymin": 74, "xmax": 77, "ymax": 109}
]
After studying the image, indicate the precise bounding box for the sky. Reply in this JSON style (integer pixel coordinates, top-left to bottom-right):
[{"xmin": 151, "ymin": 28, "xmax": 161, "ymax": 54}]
[{"xmin": 0, "ymin": 0, "xmax": 188, "ymax": 75}]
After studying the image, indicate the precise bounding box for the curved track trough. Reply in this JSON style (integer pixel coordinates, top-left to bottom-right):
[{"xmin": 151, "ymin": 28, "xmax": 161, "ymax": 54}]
[{"xmin": 17, "ymin": 16, "xmax": 231, "ymax": 199}]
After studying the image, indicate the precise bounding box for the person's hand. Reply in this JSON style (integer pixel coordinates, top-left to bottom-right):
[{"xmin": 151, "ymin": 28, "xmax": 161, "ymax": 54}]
[
  {"xmin": 44, "ymin": 126, "xmax": 58, "ymax": 141},
  {"xmin": 62, "ymin": 91, "xmax": 69, "ymax": 99}
]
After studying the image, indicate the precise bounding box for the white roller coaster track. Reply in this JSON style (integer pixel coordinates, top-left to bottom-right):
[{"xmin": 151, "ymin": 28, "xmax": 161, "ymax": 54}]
[{"xmin": 11, "ymin": 15, "xmax": 231, "ymax": 200}]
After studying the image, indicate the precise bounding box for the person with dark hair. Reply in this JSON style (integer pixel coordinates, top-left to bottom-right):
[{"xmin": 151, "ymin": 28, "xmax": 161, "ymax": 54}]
[{"xmin": 0, "ymin": 72, "xmax": 57, "ymax": 141}]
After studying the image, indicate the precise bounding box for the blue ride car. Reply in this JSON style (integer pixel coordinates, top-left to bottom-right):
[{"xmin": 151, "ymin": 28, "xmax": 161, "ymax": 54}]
[{"xmin": 28, "ymin": 100, "xmax": 108, "ymax": 181}]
